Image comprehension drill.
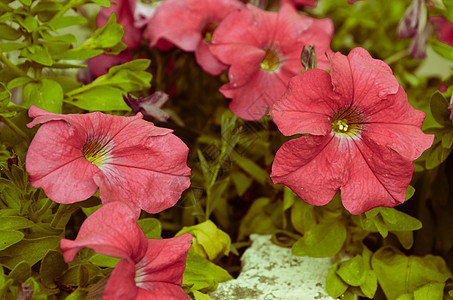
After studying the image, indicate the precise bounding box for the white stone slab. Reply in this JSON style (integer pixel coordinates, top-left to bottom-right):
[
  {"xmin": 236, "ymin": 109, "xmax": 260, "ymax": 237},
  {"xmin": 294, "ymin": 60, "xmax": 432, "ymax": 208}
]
[{"xmin": 210, "ymin": 234, "xmax": 335, "ymax": 300}]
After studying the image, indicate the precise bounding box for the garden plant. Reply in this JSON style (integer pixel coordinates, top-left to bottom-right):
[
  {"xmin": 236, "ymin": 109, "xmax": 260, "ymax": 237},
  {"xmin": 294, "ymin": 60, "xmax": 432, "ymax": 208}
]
[{"xmin": 0, "ymin": 0, "xmax": 453, "ymax": 299}]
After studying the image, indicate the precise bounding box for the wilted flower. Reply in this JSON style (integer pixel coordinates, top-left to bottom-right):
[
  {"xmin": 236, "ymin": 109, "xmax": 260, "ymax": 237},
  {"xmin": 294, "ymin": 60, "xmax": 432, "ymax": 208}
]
[
  {"xmin": 144, "ymin": 0, "xmax": 244, "ymax": 75},
  {"xmin": 282, "ymin": 0, "xmax": 317, "ymax": 8},
  {"xmin": 210, "ymin": 3, "xmax": 333, "ymax": 120},
  {"xmin": 26, "ymin": 105, "xmax": 191, "ymax": 214},
  {"xmin": 271, "ymin": 47, "xmax": 434, "ymax": 215},
  {"xmin": 430, "ymin": 16, "xmax": 453, "ymax": 47},
  {"xmin": 124, "ymin": 92, "xmax": 170, "ymax": 122},
  {"xmin": 397, "ymin": 0, "xmax": 429, "ymax": 59},
  {"xmin": 60, "ymin": 202, "xmax": 192, "ymax": 299}
]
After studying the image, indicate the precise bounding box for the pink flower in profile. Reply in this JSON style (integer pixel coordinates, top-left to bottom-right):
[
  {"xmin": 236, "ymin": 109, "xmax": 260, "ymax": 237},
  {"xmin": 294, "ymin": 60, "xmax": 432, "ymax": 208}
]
[
  {"xmin": 144, "ymin": 0, "xmax": 244, "ymax": 76},
  {"xmin": 270, "ymin": 47, "xmax": 434, "ymax": 215},
  {"xmin": 26, "ymin": 105, "xmax": 190, "ymax": 214},
  {"xmin": 430, "ymin": 16, "xmax": 453, "ymax": 47},
  {"xmin": 61, "ymin": 202, "xmax": 192, "ymax": 299},
  {"xmin": 210, "ymin": 4, "xmax": 333, "ymax": 120}
]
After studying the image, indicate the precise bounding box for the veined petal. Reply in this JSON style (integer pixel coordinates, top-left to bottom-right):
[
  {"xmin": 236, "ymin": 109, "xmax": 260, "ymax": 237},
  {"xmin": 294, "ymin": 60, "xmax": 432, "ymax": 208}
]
[
  {"xmin": 271, "ymin": 69, "xmax": 337, "ymax": 136},
  {"xmin": 60, "ymin": 202, "xmax": 147, "ymax": 263},
  {"xmin": 135, "ymin": 234, "xmax": 192, "ymax": 288},
  {"xmin": 330, "ymin": 47, "xmax": 399, "ymax": 108},
  {"xmin": 194, "ymin": 40, "xmax": 228, "ymax": 76},
  {"xmin": 94, "ymin": 128, "xmax": 191, "ymax": 214},
  {"xmin": 271, "ymin": 135, "xmax": 347, "ymax": 206},
  {"xmin": 103, "ymin": 259, "xmax": 138, "ymax": 300},
  {"xmin": 136, "ymin": 284, "xmax": 189, "ymax": 300},
  {"xmin": 341, "ymin": 136, "xmax": 414, "ymax": 215}
]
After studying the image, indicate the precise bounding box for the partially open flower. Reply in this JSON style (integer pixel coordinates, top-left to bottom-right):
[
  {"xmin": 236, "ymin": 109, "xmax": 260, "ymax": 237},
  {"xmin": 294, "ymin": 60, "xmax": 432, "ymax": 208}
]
[
  {"xmin": 26, "ymin": 106, "xmax": 191, "ymax": 214},
  {"xmin": 60, "ymin": 202, "xmax": 192, "ymax": 299},
  {"xmin": 144, "ymin": 0, "xmax": 244, "ymax": 76},
  {"xmin": 210, "ymin": 4, "xmax": 333, "ymax": 120},
  {"xmin": 270, "ymin": 47, "xmax": 434, "ymax": 215}
]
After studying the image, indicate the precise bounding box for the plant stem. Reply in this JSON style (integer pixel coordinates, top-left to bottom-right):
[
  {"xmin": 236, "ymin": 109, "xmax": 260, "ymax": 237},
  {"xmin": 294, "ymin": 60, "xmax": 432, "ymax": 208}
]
[
  {"xmin": 0, "ymin": 115, "xmax": 29, "ymax": 141},
  {"xmin": 50, "ymin": 0, "xmax": 78, "ymax": 21},
  {"xmin": 384, "ymin": 50, "xmax": 408, "ymax": 65},
  {"xmin": 0, "ymin": 52, "xmax": 28, "ymax": 78}
]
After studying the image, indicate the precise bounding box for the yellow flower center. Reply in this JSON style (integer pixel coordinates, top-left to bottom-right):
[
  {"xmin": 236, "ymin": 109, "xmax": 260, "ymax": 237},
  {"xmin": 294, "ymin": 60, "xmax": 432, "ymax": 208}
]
[
  {"xmin": 202, "ymin": 22, "xmax": 218, "ymax": 43},
  {"xmin": 331, "ymin": 108, "xmax": 362, "ymax": 137},
  {"xmin": 82, "ymin": 139, "xmax": 109, "ymax": 167},
  {"xmin": 260, "ymin": 48, "xmax": 280, "ymax": 72}
]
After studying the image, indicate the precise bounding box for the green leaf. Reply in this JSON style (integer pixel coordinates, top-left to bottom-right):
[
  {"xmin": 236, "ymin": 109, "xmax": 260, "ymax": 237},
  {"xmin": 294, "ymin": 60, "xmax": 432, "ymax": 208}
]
[
  {"xmin": 0, "ymin": 42, "xmax": 25, "ymax": 52},
  {"xmin": 192, "ymin": 290, "xmax": 213, "ymax": 300},
  {"xmin": 0, "ymin": 236, "xmax": 61, "ymax": 269},
  {"xmin": 52, "ymin": 48, "xmax": 103, "ymax": 60},
  {"xmin": 430, "ymin": 92, "xmax": 453, "ymax": 127},
  {"xmin": 20, "ymin": 45, "xmax": 53, "ymax": 66},
  {"xmin": 18, "ymin": 0, "xmax": 31, "ymax": 6},
  {"xmin": 91, "ymin": 0, "xmax": 110, "ymax": 6},
  {"xmin": 67, "ymin": 86, "xmax": 130, "ymax": 111},
  {"xmin": 326, "ymin": 263, "xmax": 348, "ymax": 298},
  {"xmin": 88, "ymin": 253, "xmax": 120, "ymax": 268},
  {"xmin": 372, "ymin": 247, "xmax": 452, "ymax": 300},
  {"xmin": 361, "ymin": 270, "xmax": 378, "ymax": 298},
  {"xmin": 40, "ymin": 32, "xmax": 78, "ymax": 44},
  {"xmin": 40, "ymin": 250, "xmax": 68, "ymax": 288},
  {"xmin": 7, "ymin": 77, "xmax": 32, "ymax": 89},
  {"xmin": 379, "ymin": 208, "xmax": 423, "ymax": 231},
  {"xmin": 0, "ymin": 82, "xmax": 11, "ymax": 110},
  {"xmin": 231, "ymin": 171, "xmax": 252, "ymax": 196},
  {"xmin": 413, "ymin": 282, "xmax": 445, "ymax": 300},
  {"xmin": 47, "ymin": 16, "xmax": 87, "ymax": 30},
  {"xmin": 137, "ymin": 218, "xmax": 162, "ymax": 239},
  {"xmin": 406, "ymin": 185, "xmax": 416, "ymax": 201},
  {"xmin": 291, "ymin": 198, "xmax": 316, "ymax": 235},
  {"xmin": 182, "ymin": 248, "xmax": 233, "ymax": 293},
  {"xmin": 17, "ymin": 15, "xmax": 38, "ymax": 32},
  {"xmin": 0, "ymin": 24, "xmax": 21, "ymax": 40},
  {"xmin": 230, "ymin": 150, "xmax": 268, "ymax": 185},
  {"xmin": 0, "ymin": 216, "xmax": 34, "ymax": 230},
  {"xmin": 393, "ymin": 231, "xmax": 415, "ymax": 250},
  {"xmin": 431, "ymin": 40, "xmax": 453, "ymax": 61},
  {"xmin": 177, "ymin": 220, "xmax": 231, "ymax": 260},
  {"xmin": 23, "ymin": 78, "xmax": 63, "ymax": 113},
  {"xmin": 7, "ymin": 261, "xmax": 30, "ymax": 284},
  {"xmin": 0, "ymin": 230, "xmax": 24, "ymax": 251},
  {"xmin": 292, "ymin": 221, "xmax": 346, "ymax": 258},
  {"xmin": 337, "ymin": 255, "xmax": 365, "ymax": 286}
]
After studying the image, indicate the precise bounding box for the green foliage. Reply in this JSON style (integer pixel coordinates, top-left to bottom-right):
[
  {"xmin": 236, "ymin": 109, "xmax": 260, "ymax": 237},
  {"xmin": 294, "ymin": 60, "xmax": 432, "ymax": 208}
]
[
  {"xmin": 371, "ymin": 247, "xmax": 452, "ymax": 300},
  {"xmin": 182, "ymin": 248, "xmax": 233, "ymax": 294},
  {"xmin": 177, "ymin": 220, "xmax": 231, "ymax": 260}
]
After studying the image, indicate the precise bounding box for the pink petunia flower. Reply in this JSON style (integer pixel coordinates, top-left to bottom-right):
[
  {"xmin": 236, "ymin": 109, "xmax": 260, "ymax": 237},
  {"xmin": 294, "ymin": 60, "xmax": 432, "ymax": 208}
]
[
  {"xmin": 144, "ymin": 0, "xmax": 245, "ymax": 76},
  {"xmin": 270, "ymin": 47, "xmax": 434, "ymax": 215},
  {"xmin": 60, "ymin": 202, "xmax": 192, "ymax": 299},
  {"xmin": 26, "ymin": 105, "xmax": 191, "ymax": 215},
  {"xmin": 210, "ymin": 4, "xmax": 333, "ymax": 121}
]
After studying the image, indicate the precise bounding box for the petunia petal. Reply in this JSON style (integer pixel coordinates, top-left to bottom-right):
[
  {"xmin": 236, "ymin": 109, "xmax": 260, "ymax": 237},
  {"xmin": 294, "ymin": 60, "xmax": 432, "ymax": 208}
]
[
  {"xmin": 103, "ymin": 259, "xmax": 138, "ymax": 300},
  {"xmin": 136, "ymin": 284, "xmax": 189, "ymax": 300},
  {"xmin": 271, "ymin": 69, "xmax": 337, "ymax": 136},
  {"xmin": 329, "ymin": 47, "xmax": 399, "ymax": 108},
  {"xmin": 194, "ymin": 39, "xmax": 228, "ymax": 76},
  {"xmin": 271, "ymin": 135, "xmax": 347, "ymax": 206},
  {"xmin": 340, "ymin": 136, "xmax": 414, "ymax": 215},
  {"xmin": 135, "ymin": 234, "xmax": 192, "ymax": 288},
  {"xmin": 93, "ymin": 124, "xmax": 191, "ymax": 214},
  {"xmin": 60, "ymin": 202, "xmax": 147, "ymax": 263}
]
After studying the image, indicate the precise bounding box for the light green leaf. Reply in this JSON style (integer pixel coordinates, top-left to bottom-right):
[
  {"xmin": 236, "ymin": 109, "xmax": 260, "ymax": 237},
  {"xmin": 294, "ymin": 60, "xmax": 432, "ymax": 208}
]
[
  {"xmin": 0, "ymin": 216, "xmax": 34, "ymax": 230},
  {"xmin": 137, "ymin": 218, "xmax": 162, "ymax": 239},
  {"xmin": 20, "ymin": 45, "xmax": 53, "ymax": 66},
  {"xmin": 431, "ymin": 40, "xmax": 453, "ymax": 61},
  {"xmin": 7, "ymin": 77, "xmax": 33, "ymax": 89},
  {"xmin": 18, "ymin": 0, "xmax": 31, "ymax": 6},
  {"xmin": 177, "ymin": 220, "xmax": 230, "ymax": 260},
  {"xmin": 231, "ymin": 171, "xmax": 252, "ymax": 196},
  {"xmin": 413, "ymin": 282, "xmax": 444, "ymax": 300},
  {"xmin": 292, "ymin": 221, "xmax": 346, "ymax": 258},
  {"xmin": 192, "ymin": 290, "xmax": 213, "ymax": 300},
  {"xmin": 23, "ymin": 78, "xmax": 63, "ymax": 113},
  {"xmin": 82, "ymin": 13, "xmax": 124, "ymax": 50},
  {"xmin": 52, "ymin": 48, "xmax": 103, "ymax": 60},
  {"xmin": 47, "ymin": 16, "xmax": 87, "ymax": 30},
  {"xmin": 0, "ymin": 42, "xmax": 25, "ymax": 52},
  {"xmin": 393, "ymin": 231, "xmax": 414, "ymax": 250},
  {"xmin": 0, "ymin": 236, "xmax": 61, "ymax": 269},
  {"xmin": 182, "ymin": 248, "xmax": 233, "ymax": 293},
  {"xmin": 372, "ymin": 247, "xmax": 452, "ymax": 300},
  {"xmin": 406, "ymin": 185, "xmax": 416, "ymax": 201},
  {"xmin": 291, "ymin": 199, "xmax": 316, "ymax": 235},
  {"xmin": 0, "ymin": 230, "xmax": 24, "ymax": 251},
  {"xmin": 326, "ymin": 263, "xmax": 348, "ymax": 298},
  {"xmin": 66, "ymin": 86, "xmax": 130, "ymax": 111},
  {"xmin": 88, "ymin": 253, "xmax": 120, "ymax": 268},
  {"xmin": 361, "ymin": 270, "xmax": 378, "ymax": 298},
  {"xmin": 337, "ymin": 255, "xmax": 365, "ymax": 286}
]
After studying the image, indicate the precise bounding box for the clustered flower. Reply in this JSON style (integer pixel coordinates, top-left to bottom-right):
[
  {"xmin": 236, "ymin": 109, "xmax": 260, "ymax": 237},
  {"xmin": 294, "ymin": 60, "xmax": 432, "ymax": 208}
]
[{"xmin": 26, "ymin": 0, "xmax": 436, "ymax": 298}]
